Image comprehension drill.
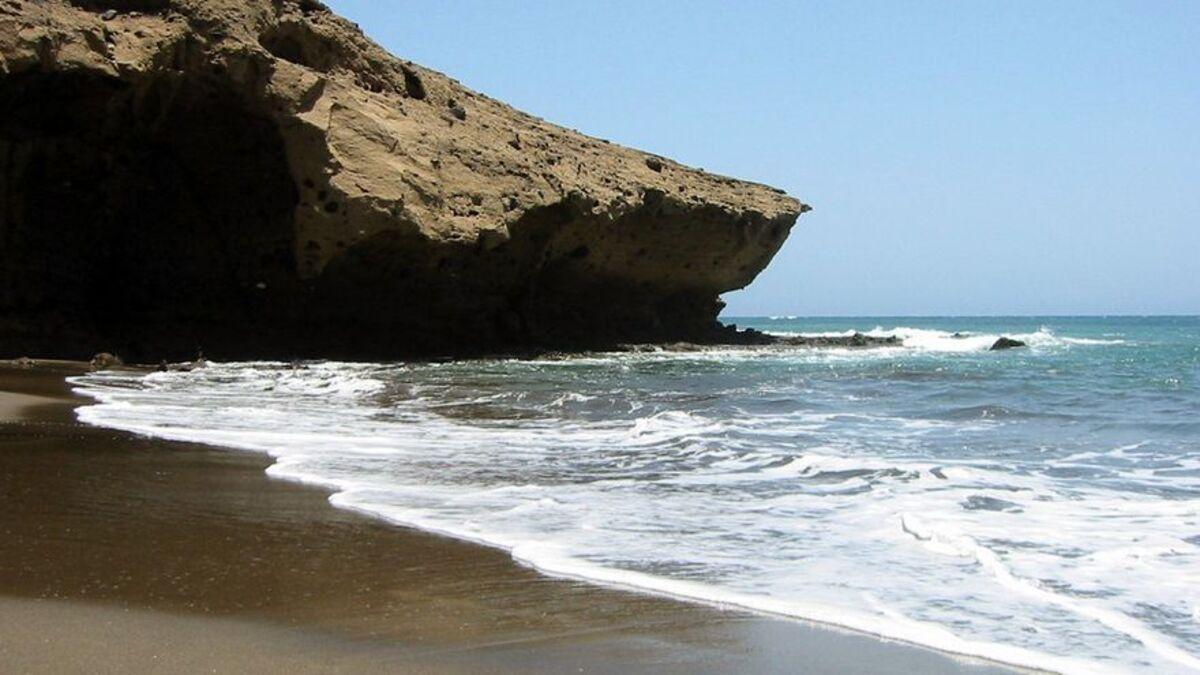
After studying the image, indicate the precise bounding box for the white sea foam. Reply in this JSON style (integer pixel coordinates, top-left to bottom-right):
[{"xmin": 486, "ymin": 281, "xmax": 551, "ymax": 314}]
[
  {"xmin": 68, "ymin": 330, "xmax": 1200, "ymax": 674},
  {"xmin": 764, "ymin": 325, "xmax": 1128, "ymax": 353}
]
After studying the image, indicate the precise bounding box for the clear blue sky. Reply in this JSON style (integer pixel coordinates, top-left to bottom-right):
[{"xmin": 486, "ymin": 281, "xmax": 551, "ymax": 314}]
[{"xmin": 326, "ymin": 1, "xmax": 1199, "ymax": 316}]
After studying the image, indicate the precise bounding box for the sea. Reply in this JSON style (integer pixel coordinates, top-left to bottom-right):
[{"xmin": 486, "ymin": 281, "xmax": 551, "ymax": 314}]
[{"xmin": 70, "ymin": 316, "xmax": 1200, "ymax": 673}]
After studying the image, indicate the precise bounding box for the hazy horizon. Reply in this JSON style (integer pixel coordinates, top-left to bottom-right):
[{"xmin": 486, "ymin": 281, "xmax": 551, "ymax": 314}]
[
  {"xmin": 721, "ymin": 312, "xmax": 1200, "ymax": 318},
  {"xmin": 327, "ymin": 0, "xmax": 1199, "ymax": 317}
]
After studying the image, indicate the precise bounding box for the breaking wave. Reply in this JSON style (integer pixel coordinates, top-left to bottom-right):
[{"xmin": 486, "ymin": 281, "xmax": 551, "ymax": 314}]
[{"xmin": 69, "ymin": 317, "xmax": 1199, "ymax": 674}]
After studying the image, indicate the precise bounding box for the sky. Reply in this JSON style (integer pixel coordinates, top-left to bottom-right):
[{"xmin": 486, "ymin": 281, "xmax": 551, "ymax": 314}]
[{"xmin": 326, "ymin": 1, "xmax": 1199, "ymax": 316}]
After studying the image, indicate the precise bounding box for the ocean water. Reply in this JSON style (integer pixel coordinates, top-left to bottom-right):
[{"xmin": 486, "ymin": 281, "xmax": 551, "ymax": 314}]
[{"xmin": 70, "ymin": 316, "xmax": 1199, "ymax": 673}]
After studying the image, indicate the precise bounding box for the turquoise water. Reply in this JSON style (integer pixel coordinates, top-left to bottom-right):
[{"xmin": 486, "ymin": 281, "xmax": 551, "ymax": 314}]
[{"xmin": 72, "ymin": 316, "xmax": 1199, "ymax": 673}]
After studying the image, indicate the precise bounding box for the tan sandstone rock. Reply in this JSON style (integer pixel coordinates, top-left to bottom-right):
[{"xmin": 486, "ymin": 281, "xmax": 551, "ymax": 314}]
[{"xmin": 0, "ymin": 0, "xmax": 807, "ymax": 359}]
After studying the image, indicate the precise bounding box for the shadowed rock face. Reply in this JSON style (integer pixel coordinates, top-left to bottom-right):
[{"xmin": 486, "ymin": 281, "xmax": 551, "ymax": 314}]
[
  {"xmin": 0, "ymin": 0, "xmax": 806, "ymax": 361},
  {"xmin": 0, "ymin": 71, "xmax": 299, "ymax": 358}
]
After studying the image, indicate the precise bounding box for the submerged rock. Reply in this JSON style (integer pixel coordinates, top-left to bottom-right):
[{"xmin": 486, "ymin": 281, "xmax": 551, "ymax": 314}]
[
  {"xmin": 776, "ymin": 332, "xmax": 901, "ymax": 348},
  {"xmin": 0, "ymin": 0, "xmax": 806, "ymax": 361},
  {"xmin": 989, "ymin": 337, "xmax": 1026, "ymax": 351},
  {"xmin": 618, "ymin": 331, "xmax": 903, "ymax": 352}
]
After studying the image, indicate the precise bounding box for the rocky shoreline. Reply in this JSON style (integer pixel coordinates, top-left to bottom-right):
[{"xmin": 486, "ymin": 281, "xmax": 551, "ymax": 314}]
[
  {"xmin": 0, "ymin": 0, "xmax": 804, "ymax": 362},
  {"xmin": 621, "ymin": 329, "xmax": 904, "ymax": 353},
  {"xmin": 3, "ymin": 327, "xmax": 1038, "ymax": 370}
]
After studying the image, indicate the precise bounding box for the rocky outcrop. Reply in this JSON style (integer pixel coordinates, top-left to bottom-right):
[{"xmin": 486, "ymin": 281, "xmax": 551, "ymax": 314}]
[
  {"xmin": 620, "ymin": 331, "xmax": 902, "ymax": 353},
  {"xmin": 88, "ymin": 352, "xmax": 124, "ymax": 370},
  {"xmin": 700, "ymin": 327, "xmax": 901, "ymax": 348},
  {"xmin": 0, "ymin": 0, "xmax": 806, "ymax": 361},
  {"xmin": 989, "ymin": 337, "xmax": 1026, "ymax": 351}
]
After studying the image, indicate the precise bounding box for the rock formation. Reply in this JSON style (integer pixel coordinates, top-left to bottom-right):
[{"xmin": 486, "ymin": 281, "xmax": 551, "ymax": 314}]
[
  {"xmin": 0, "ymin": 0, "xmax": 806, "ymax": 360},
  {"xmin": 989, "ymin": 337, "xmax": 1026, "ymax": 351}
]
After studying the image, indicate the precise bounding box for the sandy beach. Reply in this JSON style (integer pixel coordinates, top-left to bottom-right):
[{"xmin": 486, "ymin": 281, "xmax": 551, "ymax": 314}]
[{"xmin": 0, "ymin": 363, "xmax": 1017, "ymax": 674}]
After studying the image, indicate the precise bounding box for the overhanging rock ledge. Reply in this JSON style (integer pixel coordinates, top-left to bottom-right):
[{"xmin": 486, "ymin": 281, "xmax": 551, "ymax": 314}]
[{"xmin": 0, "ymin": 0, "xmax": 808, "ymax": 360}]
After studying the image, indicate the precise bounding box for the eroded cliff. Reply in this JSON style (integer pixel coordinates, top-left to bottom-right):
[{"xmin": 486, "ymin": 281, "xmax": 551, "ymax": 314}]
[{"xmin": 0, "ymin": 0, "xmax": 806, "ymax": 360}]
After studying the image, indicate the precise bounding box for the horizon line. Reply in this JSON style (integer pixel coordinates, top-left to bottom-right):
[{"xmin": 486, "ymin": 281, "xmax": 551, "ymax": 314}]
[{"xmin": 720, "ymin": 313, "xmax": 1200, "ymax": 319}]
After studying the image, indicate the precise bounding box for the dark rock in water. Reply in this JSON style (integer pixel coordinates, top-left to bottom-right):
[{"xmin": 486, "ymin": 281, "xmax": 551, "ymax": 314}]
[
  {"xmin": 649, "ymin": 330, "xmax": 903, "ymax": 351},
  {"xmin": 989, "ymin": 337, "xmax": 1026, "ymax": 351},
  {"xmin": 89, "ymin": 353, "xmax": 124, "ymax": 371},
  {"xmin": 776, "ymin": 332, "xmax": 901, "ymax": 348},
  {"xmin": 0, "ymin": 0, "xmax": 805, "ymax": 361},
  {"xmin": 952, "ymin": 332, "xmax": 968, "ymax": 339},
  {"xmin": 726, "ymin": 326, "xmax": 775, "ymax": 345}
]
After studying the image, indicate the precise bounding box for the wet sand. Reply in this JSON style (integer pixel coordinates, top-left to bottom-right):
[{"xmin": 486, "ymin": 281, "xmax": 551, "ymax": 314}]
[{"xmin": 0, "ymin": 363, "xmax": 1019, "ymax": 673}]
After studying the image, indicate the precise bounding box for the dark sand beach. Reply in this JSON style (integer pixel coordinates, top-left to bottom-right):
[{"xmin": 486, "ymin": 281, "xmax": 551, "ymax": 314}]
[{"xmin": 0, "ymin": 363, "xmax": 1017, "ymax": 674}]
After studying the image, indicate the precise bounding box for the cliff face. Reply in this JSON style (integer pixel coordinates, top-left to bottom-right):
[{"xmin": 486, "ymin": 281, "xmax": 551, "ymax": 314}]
[{"xmin": 0, "ymin": 0, "xmax": 806, "ymax": 360}]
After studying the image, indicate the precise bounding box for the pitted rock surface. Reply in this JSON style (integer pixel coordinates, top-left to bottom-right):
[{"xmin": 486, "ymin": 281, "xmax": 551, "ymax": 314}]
[{"xmin": 0, "ymin": 0, "xmax": 807, "ymax": 359}]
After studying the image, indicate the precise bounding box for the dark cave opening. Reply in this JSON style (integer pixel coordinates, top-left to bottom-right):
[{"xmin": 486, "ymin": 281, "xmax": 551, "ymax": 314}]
[{"xmin": 0, "ymin": 70, "xmax": 298, "ymax": 359}]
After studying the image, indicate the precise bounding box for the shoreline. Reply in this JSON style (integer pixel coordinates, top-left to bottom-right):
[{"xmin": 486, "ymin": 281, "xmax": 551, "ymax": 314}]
[{"xmin": 0, "ymin": 362, "xmax": 1019, "ymax": 673}]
